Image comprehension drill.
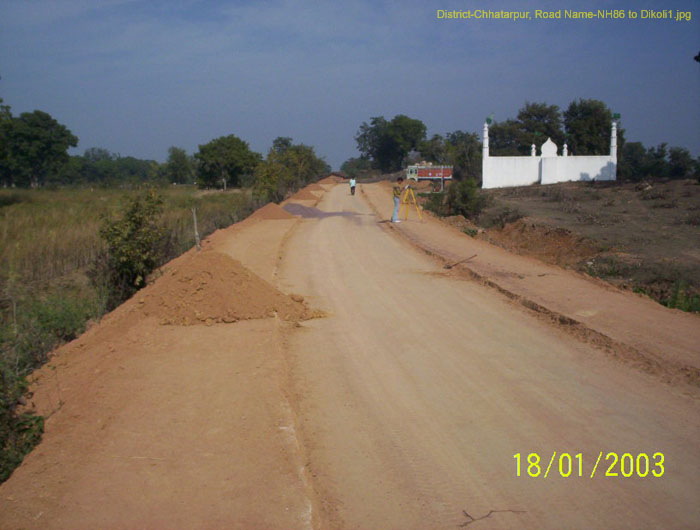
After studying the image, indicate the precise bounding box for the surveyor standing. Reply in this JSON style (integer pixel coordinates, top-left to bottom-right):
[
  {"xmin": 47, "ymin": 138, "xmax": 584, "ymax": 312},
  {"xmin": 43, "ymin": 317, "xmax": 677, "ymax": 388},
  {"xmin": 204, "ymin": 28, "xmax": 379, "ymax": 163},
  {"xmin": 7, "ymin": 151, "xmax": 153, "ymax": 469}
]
[{"xmin": 392, "ymin": 177, "xmax": 404, "ymax": 222}]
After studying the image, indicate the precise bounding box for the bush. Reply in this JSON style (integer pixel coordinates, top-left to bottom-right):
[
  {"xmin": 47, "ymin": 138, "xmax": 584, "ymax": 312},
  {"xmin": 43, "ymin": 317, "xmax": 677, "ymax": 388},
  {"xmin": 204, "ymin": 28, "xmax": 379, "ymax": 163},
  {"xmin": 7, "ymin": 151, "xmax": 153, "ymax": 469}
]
[
  {"xmin": 0, "ymin": 287, "xmax": 98, "ymax": 482},
  {"xmin": 421, "ymin": 191, "xmax": 448, "ymax": 216},
  {"xmin": 665, "ymin": 280, "xmax": 700, "ymax": 312},
  {"xmin": 0, "ymin": 366, "xmax": 44, "ymax": 482},
  {"xmin": 92, "ymin": 189, "xmax": 167, "ymax": 309},
  {"xmin": 422, "ymin": 178, "xmax": 489, "ymax": 219},
  {"xmin": 444, "ymin": 178, "xmax": 489, "ymax": 218}
]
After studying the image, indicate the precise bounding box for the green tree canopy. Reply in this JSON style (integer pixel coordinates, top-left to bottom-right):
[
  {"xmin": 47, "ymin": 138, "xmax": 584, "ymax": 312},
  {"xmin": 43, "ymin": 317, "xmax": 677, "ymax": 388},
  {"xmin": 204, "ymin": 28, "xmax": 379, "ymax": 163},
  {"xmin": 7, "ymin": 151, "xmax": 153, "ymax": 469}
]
[
  {"xmin": 253, "ymin": 139, "xmax": 330, "ymax": 203},
  {"xmin": 517, "ymin": 102, "xmax": 565, "ymax": 149},
  {"xmin": 0, "ymin": 110, "xmax": 78, "ymax": 187},
  {"xmin": 563, "ymin": 99, "xmax": 624, "ymax": 155},
  {"xmin": 195, "ymin": 134, "xmax": 261, "ymax": 189},
  {"xmin": 340, "ymin": 157, "xmax": 373, "ymax": 177},
  {"xmin": 355, "ymin": 115, "xmax": 427, "ymax": 172},
  {"xmin": 418, "ymin": 130, "xmax": 482, "ymax": 181},
  {"xmin": 165, "ymin": 146, "xmax": 194, "ymax": 184},
  {"xmin": 489, "ymin": 102, "xmax": 564, "ymax": 156}
]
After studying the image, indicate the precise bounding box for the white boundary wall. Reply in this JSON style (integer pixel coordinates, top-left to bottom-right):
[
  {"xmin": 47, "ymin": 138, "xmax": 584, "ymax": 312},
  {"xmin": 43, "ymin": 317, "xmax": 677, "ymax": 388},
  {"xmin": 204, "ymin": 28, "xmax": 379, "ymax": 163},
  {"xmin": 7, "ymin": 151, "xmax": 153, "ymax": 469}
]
[{"xmin": 482, "ymin": 122, "xmax": 617, "ymax": 189}]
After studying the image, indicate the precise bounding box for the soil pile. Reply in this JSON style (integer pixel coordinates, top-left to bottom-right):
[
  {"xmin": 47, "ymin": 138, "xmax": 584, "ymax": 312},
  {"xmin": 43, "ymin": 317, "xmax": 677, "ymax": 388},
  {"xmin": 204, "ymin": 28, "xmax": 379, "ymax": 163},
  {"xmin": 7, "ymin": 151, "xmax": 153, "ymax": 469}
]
[
  {"xmin": 318, "ymin": 175, "xmax": 343, "ymax": 185},
  {"xmin": 485, "ymin": 219, "xmax": 601, "ymax": 268},
  {"xmin": 289, "ymin": 188, "xmax": 318, "ymax": 201},
  {"xmin": 138, "ymin": 250, "xmax": 308, "ymax": 325},
  {"xmin": 249, "ymin": 202, "xmax": 296, "ymax": 220}
]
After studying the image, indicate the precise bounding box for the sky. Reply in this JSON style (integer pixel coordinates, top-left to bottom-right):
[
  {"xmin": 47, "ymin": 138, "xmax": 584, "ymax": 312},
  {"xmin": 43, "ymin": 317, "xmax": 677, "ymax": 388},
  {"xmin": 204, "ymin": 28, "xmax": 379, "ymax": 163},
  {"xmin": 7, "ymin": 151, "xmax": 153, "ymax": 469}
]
[{"xmin": 1, "ymin": 0, "xmax": 698, "ymax": 170}]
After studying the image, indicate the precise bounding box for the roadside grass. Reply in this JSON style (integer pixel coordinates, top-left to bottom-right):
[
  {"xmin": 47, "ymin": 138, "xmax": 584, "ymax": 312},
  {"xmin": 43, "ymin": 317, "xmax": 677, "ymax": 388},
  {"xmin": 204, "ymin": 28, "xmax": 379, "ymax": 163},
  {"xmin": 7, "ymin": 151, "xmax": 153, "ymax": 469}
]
[{"xmin": 0, "ymin": 185, "xmax": 254, "ymax": 482}]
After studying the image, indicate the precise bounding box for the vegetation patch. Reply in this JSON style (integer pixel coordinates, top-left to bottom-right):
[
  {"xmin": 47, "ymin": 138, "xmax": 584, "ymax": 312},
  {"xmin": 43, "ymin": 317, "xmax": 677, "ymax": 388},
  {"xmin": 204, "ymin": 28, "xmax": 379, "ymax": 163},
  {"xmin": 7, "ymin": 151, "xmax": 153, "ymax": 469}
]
[{"xmin": 0, "ymin": 185, "xmax": 255, "ymax": 482}]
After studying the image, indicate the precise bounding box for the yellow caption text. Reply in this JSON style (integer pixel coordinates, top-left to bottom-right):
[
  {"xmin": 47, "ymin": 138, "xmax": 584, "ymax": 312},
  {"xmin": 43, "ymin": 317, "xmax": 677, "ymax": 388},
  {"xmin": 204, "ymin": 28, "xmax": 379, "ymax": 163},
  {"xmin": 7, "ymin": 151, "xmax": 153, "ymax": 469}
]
[
  {"xmin": 437, "ymin": 9, "xmax": 692, "ymax": 22},
  {"xmin": 513, "ymin": 452, "xmax": 665, "ymax": 478}
]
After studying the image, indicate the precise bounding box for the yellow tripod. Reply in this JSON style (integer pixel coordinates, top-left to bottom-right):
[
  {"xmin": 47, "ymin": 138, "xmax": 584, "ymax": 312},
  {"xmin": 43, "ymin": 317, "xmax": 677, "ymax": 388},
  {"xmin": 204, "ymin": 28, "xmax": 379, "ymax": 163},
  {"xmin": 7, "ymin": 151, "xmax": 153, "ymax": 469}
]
[{"xmin": 400, "ymin": 185, "xmax": 423, "ymax": 221}]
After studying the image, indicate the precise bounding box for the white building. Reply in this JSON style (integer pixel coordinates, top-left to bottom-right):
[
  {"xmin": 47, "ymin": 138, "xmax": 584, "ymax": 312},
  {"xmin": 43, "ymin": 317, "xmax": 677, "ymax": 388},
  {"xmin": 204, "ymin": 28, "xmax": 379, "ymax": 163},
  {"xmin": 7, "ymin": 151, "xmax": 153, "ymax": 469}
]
[{"xmin": 481, "ymin": 122, "xmax": 617, "ymax": 189}]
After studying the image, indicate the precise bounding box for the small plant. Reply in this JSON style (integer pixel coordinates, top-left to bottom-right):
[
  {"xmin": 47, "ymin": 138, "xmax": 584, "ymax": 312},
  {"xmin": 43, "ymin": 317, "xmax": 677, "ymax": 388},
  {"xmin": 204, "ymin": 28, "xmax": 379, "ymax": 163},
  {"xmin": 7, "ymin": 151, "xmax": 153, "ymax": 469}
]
[
  {"xmin": 463, "ymin": 228, "xmax": 478, "ymax": 237},
  {"xmin": 92, "ymin": 189, "xmax": 167, "ymax": 309},
  {"xmin": 664, "ymin": 280, "xmax": 700, "ymax": 312},
  {"xmin": 444, "ymin": 178, "xmax": 490, "ymax": 218},
  {"xmin": 422, "ymin": 191, "xmax": 448, "ymax": 217}
]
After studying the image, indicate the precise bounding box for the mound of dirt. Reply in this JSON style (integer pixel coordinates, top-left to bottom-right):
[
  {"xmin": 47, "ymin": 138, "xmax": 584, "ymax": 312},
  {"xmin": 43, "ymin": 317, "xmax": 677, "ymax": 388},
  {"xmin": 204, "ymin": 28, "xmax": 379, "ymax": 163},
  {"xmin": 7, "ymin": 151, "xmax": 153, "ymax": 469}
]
[
  {"xmin": 318, "ymin": 176, "xmax": 343, "ymax": 185},
  {"xmin": 138, "ymin": 250, "xmax": 308, "ymax": 325},
  {"xmin": 289, "ymin": 189, "xmax": 318, "ymax": 201},
  {"xmin": 249, "ymin": 202, "xmax": 296, "ymax": 220},
  {"xmin": 306, "ymin": 183, "xmax": 325, "ymax": 191},
  {"xmin": 485, "ymin": 219, "xmax": 602, "ymax": 268}
]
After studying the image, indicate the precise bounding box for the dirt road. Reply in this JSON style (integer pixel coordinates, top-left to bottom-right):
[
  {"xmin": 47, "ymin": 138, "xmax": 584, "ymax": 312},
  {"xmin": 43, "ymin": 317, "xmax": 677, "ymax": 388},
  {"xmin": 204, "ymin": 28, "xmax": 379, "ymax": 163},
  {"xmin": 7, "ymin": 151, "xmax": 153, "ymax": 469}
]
[
  {"xmin": 278, "ymin": 183, "xmax": 699, "ymax": 528},
  {"xmin": 1, "ymin": 181, "xmax": 698, "ymax": 529}
]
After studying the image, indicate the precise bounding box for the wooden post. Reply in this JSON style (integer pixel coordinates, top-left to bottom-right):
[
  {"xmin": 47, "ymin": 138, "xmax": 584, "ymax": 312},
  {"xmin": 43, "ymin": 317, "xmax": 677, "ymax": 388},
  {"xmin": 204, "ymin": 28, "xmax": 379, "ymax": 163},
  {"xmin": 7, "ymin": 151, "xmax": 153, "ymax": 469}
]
[{"xmin": 192, "ymin": 207, "xmax": 201, "ymax": 250}]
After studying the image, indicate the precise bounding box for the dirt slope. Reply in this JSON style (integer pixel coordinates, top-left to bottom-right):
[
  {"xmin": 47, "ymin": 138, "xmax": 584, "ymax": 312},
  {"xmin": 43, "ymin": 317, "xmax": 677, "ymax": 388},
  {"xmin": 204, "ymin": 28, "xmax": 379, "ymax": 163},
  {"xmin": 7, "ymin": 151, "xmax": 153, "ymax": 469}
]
[{"xmin": 1, "ymin": 183, "xmax": 698, "ymax": 529}]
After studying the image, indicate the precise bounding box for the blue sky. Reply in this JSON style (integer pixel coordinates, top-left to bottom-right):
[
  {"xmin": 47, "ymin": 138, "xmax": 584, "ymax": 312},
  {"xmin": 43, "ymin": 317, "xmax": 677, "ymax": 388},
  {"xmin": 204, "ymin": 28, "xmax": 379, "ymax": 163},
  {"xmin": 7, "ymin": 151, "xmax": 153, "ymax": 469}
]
[{"xmin": 1, "ymin": 0, "xmax": 698, "ymax": 169}]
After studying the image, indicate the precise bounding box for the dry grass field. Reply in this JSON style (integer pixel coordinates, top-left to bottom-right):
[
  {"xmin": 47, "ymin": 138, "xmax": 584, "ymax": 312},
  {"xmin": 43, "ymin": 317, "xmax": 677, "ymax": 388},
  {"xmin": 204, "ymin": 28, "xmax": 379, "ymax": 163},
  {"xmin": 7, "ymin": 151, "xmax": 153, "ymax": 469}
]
[{"xmin": 475, "ymin": 179, "xmax": 700, "ymax": 311}]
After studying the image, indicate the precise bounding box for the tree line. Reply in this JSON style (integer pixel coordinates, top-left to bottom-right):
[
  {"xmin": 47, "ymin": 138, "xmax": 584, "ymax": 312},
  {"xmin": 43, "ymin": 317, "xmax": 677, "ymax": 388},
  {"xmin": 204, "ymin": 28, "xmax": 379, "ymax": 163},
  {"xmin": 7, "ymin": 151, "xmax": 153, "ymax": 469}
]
[
  {"xmin": 0, "ymin": 97, "xmax": 329, "ymax": 194},
  {"xmin": 342, "ymin": 99, "xmax": 700, "ymax": 182}
]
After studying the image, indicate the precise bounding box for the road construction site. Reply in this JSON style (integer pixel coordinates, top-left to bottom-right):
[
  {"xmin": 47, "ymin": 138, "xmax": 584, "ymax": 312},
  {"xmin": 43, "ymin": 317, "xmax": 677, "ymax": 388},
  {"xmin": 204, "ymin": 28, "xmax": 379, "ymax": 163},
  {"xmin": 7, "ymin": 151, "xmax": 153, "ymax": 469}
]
[{"xmin": 1, "ymin": 178, "xmax": 698, "ymax": 529}]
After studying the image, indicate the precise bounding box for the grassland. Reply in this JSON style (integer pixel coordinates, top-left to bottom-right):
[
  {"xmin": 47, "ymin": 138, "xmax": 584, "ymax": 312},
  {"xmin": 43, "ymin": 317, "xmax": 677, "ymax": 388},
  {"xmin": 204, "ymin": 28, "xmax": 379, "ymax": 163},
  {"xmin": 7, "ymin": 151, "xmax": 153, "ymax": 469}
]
[
  {"xmin": 0, "ymin": 185, "xmax": 254, "ymax": 480},
  {"xmin": 474, "ymin": 179, "xmax": 700, "ymax": 312}
]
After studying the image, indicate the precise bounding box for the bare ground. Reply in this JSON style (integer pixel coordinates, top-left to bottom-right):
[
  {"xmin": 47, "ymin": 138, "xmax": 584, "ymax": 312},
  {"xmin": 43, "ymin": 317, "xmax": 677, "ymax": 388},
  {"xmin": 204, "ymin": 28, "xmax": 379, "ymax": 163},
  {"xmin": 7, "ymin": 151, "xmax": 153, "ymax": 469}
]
[
  {"xmin": 0, "ymin": 181, "xmax": 698, "ymax": 529},
  {"xmin": 476, "ymin": 179, "xmax": 700, "ymax": 306}
]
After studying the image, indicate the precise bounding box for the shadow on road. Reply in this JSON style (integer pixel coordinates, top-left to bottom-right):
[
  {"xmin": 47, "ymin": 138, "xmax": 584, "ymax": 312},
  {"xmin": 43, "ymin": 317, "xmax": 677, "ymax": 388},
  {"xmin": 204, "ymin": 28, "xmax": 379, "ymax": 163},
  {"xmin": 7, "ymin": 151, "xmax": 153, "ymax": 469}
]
[{"xmin": 283, "ymin": 203, "xmax": 367, "ymax": 219}]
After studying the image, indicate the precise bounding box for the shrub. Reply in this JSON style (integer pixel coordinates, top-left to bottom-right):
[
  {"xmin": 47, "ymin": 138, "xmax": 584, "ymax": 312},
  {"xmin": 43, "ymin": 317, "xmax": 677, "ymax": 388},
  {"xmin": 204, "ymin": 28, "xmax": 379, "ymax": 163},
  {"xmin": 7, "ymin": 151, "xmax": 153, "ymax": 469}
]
[
  {"xmin": 444, "ymin": 178, "xmax": 489, "ymax": 218},
  {"xmin": 92, "ymin": 189, "xmax": 167, "ymax": 309},
  {"xmin": 0, "ymin": 367, "xmax": 44, "ymax": 482},
  {"xmin": 665, "ymin": 280, "xmax": 700, "ymax": 312},
  {"xmin": 423, "ymin": 178, "xmax": 489, "ymax": 219},
  {"xmin": 421, "ymin": 191, "xmax": 448, "ymax": 217}
]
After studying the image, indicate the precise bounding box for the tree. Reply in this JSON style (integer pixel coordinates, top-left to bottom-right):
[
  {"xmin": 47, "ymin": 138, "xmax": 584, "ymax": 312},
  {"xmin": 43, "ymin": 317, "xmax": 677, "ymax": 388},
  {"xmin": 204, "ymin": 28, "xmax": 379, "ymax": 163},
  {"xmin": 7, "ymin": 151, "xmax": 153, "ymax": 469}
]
[
  {"xmin": 0, "ymin": 110, "xmax": 78, "ymax": 187},
  {"xmin": 445, "ymin": 131, "xmax": 482, "ymax": 181},
  {"xmin": 165, "ymin": 146, "xmax": 194, "ymax": 184},
  {"xmin": 418, "ymin": 134, "xmax": 449, "ymax": 164},
  {"xmin": 340, "ymin": 157, "xmax": 373, "ymax": 177},
  {"xmin": 488, "ymin": 119, "xmax": 523, "ymax": 156},
  {"xmin": 195, "ymin": 135, "xmax": 261, "ymax": 189},
  {"xmin": 355, "ymin": 115, "xmax": 427, "ymax": 172},
  {"xmin": 668, "ymin": 147, "xmax": 695, "ymax": 179},
  {"xmin": 83, "ymin": 147, "xmax": 113, "ymax": 163},
  {"xmin": 644, "ymin": 143, "xmax": 670, "ymax": 179},
  {"xmin": 564, "ymin": 99, "xmax": 623, "ymax": 155},
  {"xmin": 272, "ymin": 136, "xmax": 293, "ymax": 154},
  {"xmin": 618, "ymin": 141, "xmax": 647, "ymax": 181},
  {"xmin": 0, "ymin": 98, "xmax": 12, "ymax": 187},
  {"xmin": 488, "ymin": 103, "xmax": 564, "ymax": 156},
  {"xmin": 253, "ymin": 139, "xmax": 330, "ymax": 203},
  {"xmin": 418, "ymin": 131, "xmax": 482, "ymax": 181},
  {"xmin": 516, "ymin": 102, "xmax": 565, "ymax": 151}
]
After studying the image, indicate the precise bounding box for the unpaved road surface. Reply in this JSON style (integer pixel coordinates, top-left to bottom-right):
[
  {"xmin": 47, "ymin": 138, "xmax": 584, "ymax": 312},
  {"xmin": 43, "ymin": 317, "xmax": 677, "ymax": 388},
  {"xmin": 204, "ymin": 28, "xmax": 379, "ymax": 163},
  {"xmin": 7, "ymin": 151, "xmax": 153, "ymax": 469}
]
[{"xmin": 1, "ymin": 181, "xmax": 698, "ymax": 529}]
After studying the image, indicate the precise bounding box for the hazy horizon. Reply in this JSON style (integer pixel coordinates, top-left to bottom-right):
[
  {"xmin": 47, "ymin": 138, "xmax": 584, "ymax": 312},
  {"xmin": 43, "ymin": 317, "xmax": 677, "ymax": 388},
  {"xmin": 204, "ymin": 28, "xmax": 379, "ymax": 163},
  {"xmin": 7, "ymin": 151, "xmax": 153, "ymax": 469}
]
[{"xmin": 1, "ymin": 0, "xmax": 698, "ymax": 170}]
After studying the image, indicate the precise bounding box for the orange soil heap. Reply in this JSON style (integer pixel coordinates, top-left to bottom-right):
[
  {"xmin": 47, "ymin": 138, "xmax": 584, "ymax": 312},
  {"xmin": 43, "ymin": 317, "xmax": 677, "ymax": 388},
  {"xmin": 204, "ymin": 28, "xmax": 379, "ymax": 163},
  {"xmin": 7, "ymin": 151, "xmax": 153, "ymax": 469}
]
[
  {"xmin": 138, "ymin": 250, "xmax": 308, "ymax": 325},
  {"xmin": 249, "ymin": 202, "xmax": 296, "ymax": 220},
  {"xmin": 289, "ymin": 188, "xmax": 318, "ymax": 200},
  {"xmin": 318, "ymin": 175, "xmax": 343, "ymax": 185}
]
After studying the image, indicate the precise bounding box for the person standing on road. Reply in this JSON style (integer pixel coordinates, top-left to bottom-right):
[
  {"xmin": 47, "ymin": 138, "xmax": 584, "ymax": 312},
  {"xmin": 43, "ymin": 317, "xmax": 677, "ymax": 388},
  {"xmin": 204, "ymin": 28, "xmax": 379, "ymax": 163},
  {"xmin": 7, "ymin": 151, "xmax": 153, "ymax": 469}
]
[
  {"xmin": 349, "ymin": 177, "xmax": 356, "ymax": 195},
  {"xmin": 392, "ymin": 177, "xmax": 404, "ymax": 222}
]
